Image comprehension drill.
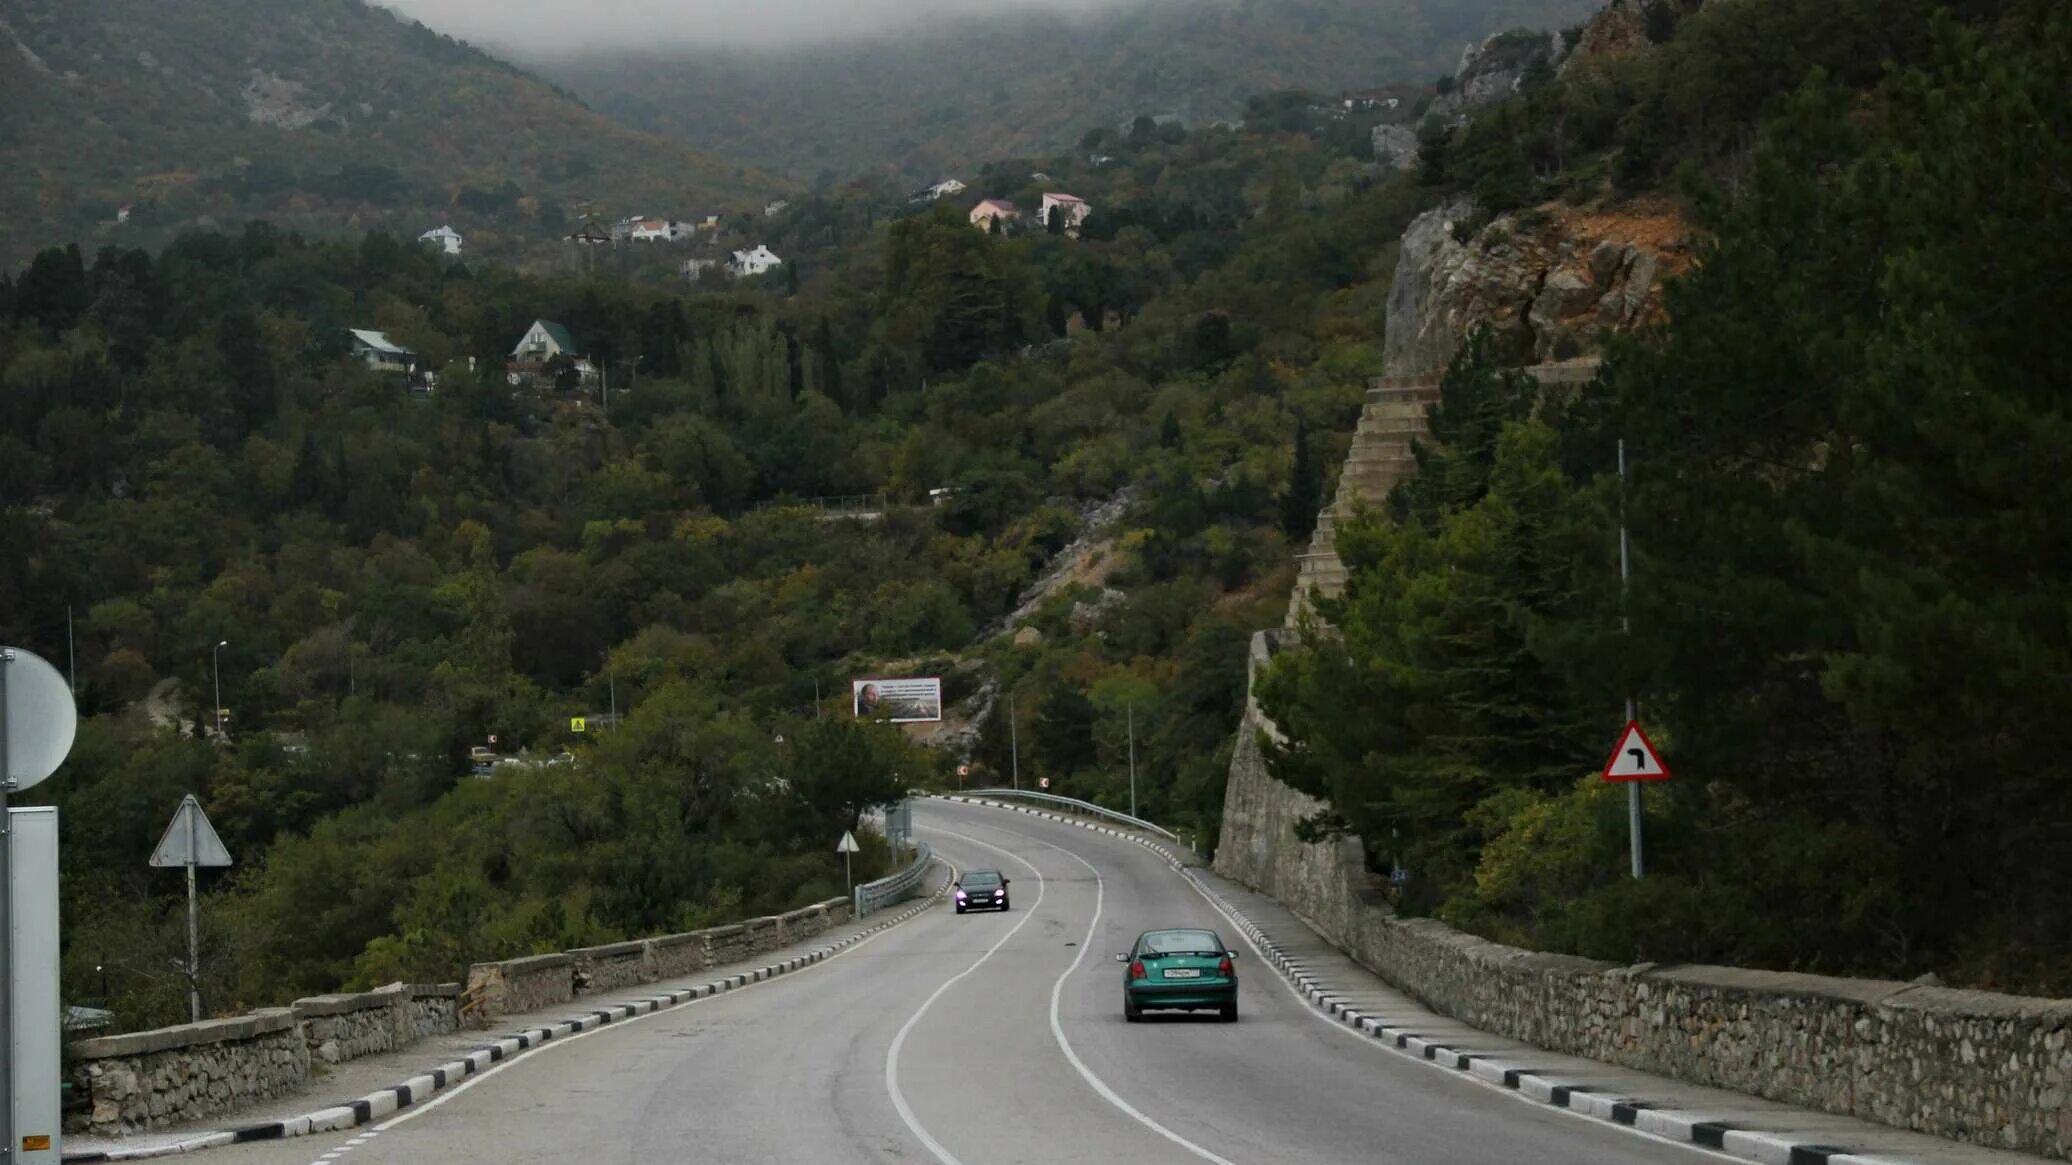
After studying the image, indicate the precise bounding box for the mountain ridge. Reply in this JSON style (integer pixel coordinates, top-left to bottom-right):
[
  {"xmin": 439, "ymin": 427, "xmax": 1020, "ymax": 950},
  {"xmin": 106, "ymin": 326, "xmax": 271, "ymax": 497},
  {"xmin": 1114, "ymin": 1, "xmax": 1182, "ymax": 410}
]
[
  {"xmin": 535, "ymin": 0, "xmax": 1600, "ymax": 184},
  {"xmin": 0, "ymin": 0, "xmax": 779, "ymax": 268}
]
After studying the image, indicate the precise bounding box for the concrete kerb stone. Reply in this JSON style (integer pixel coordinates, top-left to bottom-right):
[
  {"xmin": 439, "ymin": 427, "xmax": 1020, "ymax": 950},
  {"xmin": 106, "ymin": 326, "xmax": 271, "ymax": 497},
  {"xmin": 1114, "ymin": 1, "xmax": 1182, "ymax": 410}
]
[
  {"xmin": 935, "ymin": 795, "xmax": 1993, "ymax": 1165},
  {"xmin": 58, "ymin": 867, "xmax": 951, "ymax": 1163}
]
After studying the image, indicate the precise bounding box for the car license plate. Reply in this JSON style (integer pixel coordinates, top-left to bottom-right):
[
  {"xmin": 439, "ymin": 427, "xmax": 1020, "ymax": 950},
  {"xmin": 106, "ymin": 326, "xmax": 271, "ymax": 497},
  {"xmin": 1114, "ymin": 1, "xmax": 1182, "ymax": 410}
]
[{"xmin": 1163, "ymin": 968, "xmax": 1201, "ymax": 979}]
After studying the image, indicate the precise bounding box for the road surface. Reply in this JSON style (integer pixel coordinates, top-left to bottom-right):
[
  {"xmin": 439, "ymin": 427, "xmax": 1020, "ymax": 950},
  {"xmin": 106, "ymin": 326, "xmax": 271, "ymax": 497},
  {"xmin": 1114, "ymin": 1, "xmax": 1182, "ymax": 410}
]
[{"xmin": 209, "ymin": 800, "xmax": 1719, "ymax": 1164}]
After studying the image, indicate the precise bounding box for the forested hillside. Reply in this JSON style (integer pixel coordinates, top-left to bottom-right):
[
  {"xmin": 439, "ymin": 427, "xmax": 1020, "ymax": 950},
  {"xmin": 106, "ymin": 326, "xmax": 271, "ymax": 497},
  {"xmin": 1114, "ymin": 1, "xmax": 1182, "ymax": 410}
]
[
  {"xmin": 1, "ymin": 100, "xmax": 1430, "ymax": 1027},
  {"xmin": 541, "ymin": 0, "xmax": 1597, "ymax": 184},
  {"xmin": 0, "ymin": 0, "xmax": 774, "ymax": 269},
  {"xmin": 5, "ymin": 0, "xmax": 2064, "ymax": 1037},
  {"xmin": 1259, "ymin": 0, "xmax": 2071, "ymax": 993}
]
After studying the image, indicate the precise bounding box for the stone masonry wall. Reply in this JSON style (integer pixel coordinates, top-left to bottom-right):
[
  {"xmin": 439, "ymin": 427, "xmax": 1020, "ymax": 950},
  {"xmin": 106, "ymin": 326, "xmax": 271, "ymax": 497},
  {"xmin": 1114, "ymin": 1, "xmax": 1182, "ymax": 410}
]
[
  {"xmin": 1219, "ymin": 633, "xmax": 2072, "ymax": 1158},
  {"xmin": 67, "ymin": 1010, "xmax": 310, "ymax": 1136},
  {"xmin": 66, "ymin": 893, "xmax": 859, "ymax": 1139}
]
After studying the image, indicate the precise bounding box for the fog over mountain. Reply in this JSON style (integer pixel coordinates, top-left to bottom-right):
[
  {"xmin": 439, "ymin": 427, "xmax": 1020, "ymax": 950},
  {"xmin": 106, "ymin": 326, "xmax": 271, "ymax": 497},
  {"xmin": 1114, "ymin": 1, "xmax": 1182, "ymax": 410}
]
[{"xmin": 379, "ymin": 0, "xmax": 1148, "ymax": 51}]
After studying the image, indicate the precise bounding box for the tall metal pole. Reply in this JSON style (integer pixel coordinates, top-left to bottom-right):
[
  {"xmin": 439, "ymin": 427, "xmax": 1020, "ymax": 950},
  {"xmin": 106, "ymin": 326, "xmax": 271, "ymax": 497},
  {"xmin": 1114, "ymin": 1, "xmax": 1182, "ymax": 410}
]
[
  {"xmin": 185, "ymin": 861, "xmax": 200, "ymax": 1024},
  {"xmin": 1009, "ymin": 693, "xmax": 1020, "ymax": 791},
  {"xmin": 2, "ymin": 651, "xmax": 16, "ymax": 1163},
  {"xmin": 212, "ymin": 640, "xmax": 227, "ymax": 741},
  {"xmin": 1127, "ymin": 703, "xmax": 1137, "ymax": 820},
  {"xmin": 1619, "ymin": 439, "xmax": 1643, "ymax": 879}
]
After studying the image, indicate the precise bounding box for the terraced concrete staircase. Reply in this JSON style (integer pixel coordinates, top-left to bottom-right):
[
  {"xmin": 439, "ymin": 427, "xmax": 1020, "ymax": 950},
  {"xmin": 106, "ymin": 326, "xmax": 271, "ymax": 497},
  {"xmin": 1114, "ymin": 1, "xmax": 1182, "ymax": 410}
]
[
  {"xmin": 1287, "ymin": 375, "xmax": 1442, "ymax": 629},
  {"xmin": 1288, "ymin": 359, "xmax": 1601, "ymax": 630}
]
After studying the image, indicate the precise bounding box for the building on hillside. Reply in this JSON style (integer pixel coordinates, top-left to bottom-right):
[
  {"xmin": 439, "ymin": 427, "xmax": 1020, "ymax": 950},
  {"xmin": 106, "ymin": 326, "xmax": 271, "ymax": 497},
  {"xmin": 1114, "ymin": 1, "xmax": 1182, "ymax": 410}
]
[
  {"xmin": 507, "ymin": 319, "xmax": 597, "ymax": 389},
  {"xmin": 565, "ymin": 220, "xmax": 612, "ymax": 246},
  {"xmin": 418, "ymin": 225, "xmax": 463, "ymax": 255},
  {"xmin": 763, "ymin": 199, "xmax": 790, "ymax": 217},
  {"xmin": 970, "ymin": 198, "xmax": 1021, "ymax": 231},
  {"xmin": 1039, "ymin": 193, "xmax": 1092, "ymax": 234},
  {"xmin": 681, "ymin": 256, "xmax": 722, "ymax": 281},
  {"xmin": 923, "ymin": 178, "xmax": 967, "ymax": 201},
  {"xmin": 348, "ymin": 329, "xmax": 420, "ymax": 377},
  {"xmin": 630, "ymin": 217, "xmax": 691, "ymax": 242},
  {"xmin": 691, "ymin": 214, "xmax": 722, "ymax": 232},
  {"xmin": 729, "ymin": 244, "xmax": 783, "ymax": 277}
]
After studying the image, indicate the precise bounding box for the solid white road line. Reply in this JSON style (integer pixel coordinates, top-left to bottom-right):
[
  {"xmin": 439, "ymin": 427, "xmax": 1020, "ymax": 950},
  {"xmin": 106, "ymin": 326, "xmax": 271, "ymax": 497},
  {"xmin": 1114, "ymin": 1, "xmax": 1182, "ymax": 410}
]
[
  {"xmin": 960, "ymin": 806, "xmax": 1741, "ymax": 1165},
  {"xmin": 286, "ymin": 881, "xmax": 946, "ymax": 1164},
  {"xmin": 882, "ymin": 852, "xmax": 1034, "ymax": 1165},
  {"xmin": 924, "ymin": 825, "xmax": 1237, "ymax": 1165}
]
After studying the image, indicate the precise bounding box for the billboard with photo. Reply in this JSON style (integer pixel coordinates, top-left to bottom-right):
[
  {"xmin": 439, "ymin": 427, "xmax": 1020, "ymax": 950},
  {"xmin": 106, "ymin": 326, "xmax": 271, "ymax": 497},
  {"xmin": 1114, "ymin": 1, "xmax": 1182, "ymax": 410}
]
[{"xmin": 853, "ymin": 677, "xmax": 943, "ymax": 723}]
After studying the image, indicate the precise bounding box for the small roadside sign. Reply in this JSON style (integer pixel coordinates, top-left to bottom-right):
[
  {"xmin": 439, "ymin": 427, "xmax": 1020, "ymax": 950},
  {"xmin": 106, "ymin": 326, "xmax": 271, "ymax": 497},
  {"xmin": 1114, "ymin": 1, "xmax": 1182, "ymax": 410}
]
[
  {"xmin": 836, "ymin": 830, "xmax": 861, "ymax": 854},
  {"xmin": 149, "ymin": 795, "xmax": 233, "ymax": 868},
  {"xmin": 956, "ymin": 763, "xmax": 970, "ymax": 777},
  {"xmin": 1038, "ymin": 777, "xmax": 1050, "ymax": 789},
  {"xmin": 570, "ymin": 716, "xmax": 587, "ymax": 733},
  {"xmin": 1602, "ymin": 720, "xmax": 1671, "ymax": 783}
]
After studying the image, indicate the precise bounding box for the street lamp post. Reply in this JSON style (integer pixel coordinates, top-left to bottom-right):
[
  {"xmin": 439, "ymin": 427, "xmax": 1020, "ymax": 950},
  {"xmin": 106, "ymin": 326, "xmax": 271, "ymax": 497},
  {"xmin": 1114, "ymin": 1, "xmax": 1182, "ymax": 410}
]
[
  {"xmin": 1127, "ymin": 702, "xmax": 1137, "ymax": 820},
  {"xmin": 211, "ymin": 640, "xmax": 228, "ymax": 741}
]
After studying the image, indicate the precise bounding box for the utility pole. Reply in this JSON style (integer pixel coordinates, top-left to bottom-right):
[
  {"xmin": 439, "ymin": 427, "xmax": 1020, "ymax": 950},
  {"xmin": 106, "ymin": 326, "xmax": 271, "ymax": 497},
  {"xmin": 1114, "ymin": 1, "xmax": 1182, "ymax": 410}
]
[
  {"xmin": 1619, "ymin": 439, "xmax": 1642, "ymax": 879},
  {"xmin": 2, "ymin": 649, "xmax": 15, "ymax": 1164},
  {"xmin": 1127, "ymin": 703, "xmax": 1137, "ymax": 820},
  {"xmin": 211, "ymin": 640, "xmax": 228, "ymax": 742},
  {"xmin": 1009, "ymin": 692, "xmax": 1020, "ymax": 791}
]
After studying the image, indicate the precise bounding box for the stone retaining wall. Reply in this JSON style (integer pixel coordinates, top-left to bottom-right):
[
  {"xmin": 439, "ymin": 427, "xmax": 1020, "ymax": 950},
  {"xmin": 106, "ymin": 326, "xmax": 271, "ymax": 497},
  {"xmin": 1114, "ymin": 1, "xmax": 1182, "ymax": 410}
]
[
  {"xmin": 66, "ymin": 893, "xmax": 857, "ymax": 1140},
  {"xmin": 465, "ymin": 897, "xmax": 853, "ymax": 1020},
  {"xmin": 294, "ymin": 983, "xmax": 462, "ymax": 1066},
  {"xmin": 1218, "ymin": 632, "xmax": 2072, "ymax": 1158}
]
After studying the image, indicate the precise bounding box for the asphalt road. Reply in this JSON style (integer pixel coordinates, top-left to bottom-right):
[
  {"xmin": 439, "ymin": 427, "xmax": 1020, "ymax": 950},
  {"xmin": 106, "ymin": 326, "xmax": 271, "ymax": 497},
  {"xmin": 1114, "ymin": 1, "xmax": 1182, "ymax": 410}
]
[{"xmin": 211, "ymin": 801, "xmax": 1722, "ymax": 1164}]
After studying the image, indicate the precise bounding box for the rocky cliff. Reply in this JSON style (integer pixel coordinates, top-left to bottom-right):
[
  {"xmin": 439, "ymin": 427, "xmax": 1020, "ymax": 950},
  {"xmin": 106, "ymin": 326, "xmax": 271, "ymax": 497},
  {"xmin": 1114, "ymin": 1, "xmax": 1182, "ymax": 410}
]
[{"xmin": 1382, "ymin": 197, "xmax": 1694, "ymax": 376}]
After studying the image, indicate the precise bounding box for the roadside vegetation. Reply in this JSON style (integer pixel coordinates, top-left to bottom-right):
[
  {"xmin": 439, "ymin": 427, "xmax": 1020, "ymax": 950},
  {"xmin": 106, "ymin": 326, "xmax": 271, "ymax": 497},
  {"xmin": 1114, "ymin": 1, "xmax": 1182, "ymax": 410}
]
[{"xmin": 1262, "ymin": 0, "xmax": 2071, "ymax": 993}]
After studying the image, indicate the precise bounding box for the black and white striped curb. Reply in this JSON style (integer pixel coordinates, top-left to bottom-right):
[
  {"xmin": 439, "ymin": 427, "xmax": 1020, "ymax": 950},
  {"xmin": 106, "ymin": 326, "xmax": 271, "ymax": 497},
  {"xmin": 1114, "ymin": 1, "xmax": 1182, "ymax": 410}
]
[
  {"xmin": 936, "ymin": 795, "xmax": 1932, "ymax": 1165},
  {"xmin": 62, "ymin": 868, "xmax": 949, "ymax": 1163}
]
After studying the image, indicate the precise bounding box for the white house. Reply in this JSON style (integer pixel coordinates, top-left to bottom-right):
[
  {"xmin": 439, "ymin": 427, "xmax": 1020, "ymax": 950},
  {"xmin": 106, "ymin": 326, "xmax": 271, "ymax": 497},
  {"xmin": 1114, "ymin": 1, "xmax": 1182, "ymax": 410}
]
[
  {"xmin": 681, "ymin": 257, "xmax": 722, "ymax": 281},
  {"xmin": 630, "ymin": 217, "xmax": 691, "ymax": 242},
  {"xmin": 927, "ymin": 178, "xmax": 966, "ymax": 200},
  {"xmin": 348, "ymin": 329, "xmax": 417, "ymax": 375},
  {"xmin": 418, "ymin": 225, "xmax": 463, "ymax": 255},
  {"xmin": 763, "ymin": 199, "xmax": 790, "ymax": 217},
  {"xmin": 1039, "ymin": 193, "xmax": 1092, "ymax": 233},
  {"xmin": 729, "ymin": 244, "xmax": 783, "ymax": 277}
]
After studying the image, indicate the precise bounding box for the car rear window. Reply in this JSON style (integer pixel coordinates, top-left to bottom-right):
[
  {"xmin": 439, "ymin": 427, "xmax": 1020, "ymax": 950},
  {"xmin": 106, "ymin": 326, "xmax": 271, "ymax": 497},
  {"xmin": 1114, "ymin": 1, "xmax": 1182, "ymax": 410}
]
[
  {"xmin": 1142, "ymin": 930, "xmax": 1222, "ymax": 954},
  {"xmin": 962, "ymin": 871, "xmax": 1001, "ymax": 887}
]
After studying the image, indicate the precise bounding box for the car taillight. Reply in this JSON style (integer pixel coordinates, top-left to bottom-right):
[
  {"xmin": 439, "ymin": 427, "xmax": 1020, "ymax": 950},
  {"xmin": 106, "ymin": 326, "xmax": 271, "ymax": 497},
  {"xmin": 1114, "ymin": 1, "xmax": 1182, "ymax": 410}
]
[
  {"xmin": 1130, "ymin": 960, "xmax": 1146, "ymax": 980},
  {"xmin": 1217, "ymin": 957, "xmax": 1233, "ymax": 975}
]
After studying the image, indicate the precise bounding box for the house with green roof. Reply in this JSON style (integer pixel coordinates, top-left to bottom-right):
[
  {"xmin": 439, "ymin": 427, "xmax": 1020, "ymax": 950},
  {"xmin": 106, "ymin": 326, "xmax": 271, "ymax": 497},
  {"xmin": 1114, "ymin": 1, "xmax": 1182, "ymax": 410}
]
[{"xmin": 507, "ymin": 318, "xmax": 597, "ymax": 390}]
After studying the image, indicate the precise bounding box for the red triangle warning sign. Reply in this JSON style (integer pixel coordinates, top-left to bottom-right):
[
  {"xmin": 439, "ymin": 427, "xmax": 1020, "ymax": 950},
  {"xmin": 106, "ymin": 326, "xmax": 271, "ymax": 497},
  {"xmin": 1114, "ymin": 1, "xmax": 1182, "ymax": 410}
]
[{"xmin": 1601, "ymin": 720, "xmax": 1671, "ymax": 783}]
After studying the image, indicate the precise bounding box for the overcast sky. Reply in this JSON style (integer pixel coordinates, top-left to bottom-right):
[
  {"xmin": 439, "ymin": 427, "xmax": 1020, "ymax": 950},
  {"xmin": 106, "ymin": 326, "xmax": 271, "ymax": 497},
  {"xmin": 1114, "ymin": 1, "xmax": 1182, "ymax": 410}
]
[{"xmin": 378, "ymin": 0, "xmax": 1144, "ymax": 54}]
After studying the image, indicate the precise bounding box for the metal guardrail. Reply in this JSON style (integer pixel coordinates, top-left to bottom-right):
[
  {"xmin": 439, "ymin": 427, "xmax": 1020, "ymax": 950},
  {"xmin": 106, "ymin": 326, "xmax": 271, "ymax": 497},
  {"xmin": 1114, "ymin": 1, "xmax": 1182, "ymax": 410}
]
[
  {"xmin": 952, "ymin": 789, "xmax": 1181, "ymax": 842},
  {"xmin": 854, "ymin": 841, "xmax": 934, "ymax": 917}
]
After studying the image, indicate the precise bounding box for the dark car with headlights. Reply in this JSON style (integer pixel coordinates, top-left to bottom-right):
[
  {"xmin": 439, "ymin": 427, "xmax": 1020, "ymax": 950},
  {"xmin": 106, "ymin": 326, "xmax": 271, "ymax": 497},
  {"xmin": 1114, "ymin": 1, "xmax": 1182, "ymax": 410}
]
[{"xmin": 953, "ymin": 869, "xmax": 1010, "ymax": 913}]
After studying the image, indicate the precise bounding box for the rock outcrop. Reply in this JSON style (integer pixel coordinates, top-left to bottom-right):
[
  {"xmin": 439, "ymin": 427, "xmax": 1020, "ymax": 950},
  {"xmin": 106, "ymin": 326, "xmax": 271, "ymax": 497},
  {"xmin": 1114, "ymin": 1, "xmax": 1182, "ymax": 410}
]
[
  {"xmin": 1428, "ymin": 29, "xmax": 1567, "ymax": 126},
  {"xmin": 1382, "ymin": 199, "xmax": 1693, "ymax": 377}
]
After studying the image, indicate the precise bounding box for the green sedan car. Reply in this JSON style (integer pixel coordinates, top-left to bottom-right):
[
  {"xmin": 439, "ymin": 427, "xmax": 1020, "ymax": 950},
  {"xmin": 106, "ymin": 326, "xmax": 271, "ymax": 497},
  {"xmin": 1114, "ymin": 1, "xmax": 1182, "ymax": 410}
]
[{"xmin": 1116, "ymin": 928, "xmax": 1239, "ymax": 1022}]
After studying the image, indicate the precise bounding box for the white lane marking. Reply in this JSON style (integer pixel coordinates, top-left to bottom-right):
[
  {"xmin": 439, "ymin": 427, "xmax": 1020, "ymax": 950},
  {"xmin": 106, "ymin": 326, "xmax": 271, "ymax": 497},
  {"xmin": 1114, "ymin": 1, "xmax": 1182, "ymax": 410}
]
[
  {"xmin": 946, "ymin": 803, "xmax": 1735, "ymax": 1164},
  {"xmin": 283, "ymin": 884, "xmax": 946, "ymax": 1163},
  {"xmin": 882, "ymin": 853, "xmax": 1041, "ymax": 1165},
  {"xmin": 924, "ymin": 826, "xmax": 1237, "ymax": 1165}
]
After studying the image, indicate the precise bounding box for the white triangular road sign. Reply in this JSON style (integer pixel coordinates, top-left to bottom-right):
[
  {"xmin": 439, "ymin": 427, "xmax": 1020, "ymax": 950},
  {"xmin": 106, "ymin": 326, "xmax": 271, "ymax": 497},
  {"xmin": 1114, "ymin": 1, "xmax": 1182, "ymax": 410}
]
[
  {"xmin": 836, "ymin": 830, "xmax": 861, "ymax": 854},
  {"xmin": 1602, "ymin": 720, "xmax": 1671, "ymax": 783},
  {"xmin": 150, "ymin": 794, "xmax": 234, "ymax": 868}
]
